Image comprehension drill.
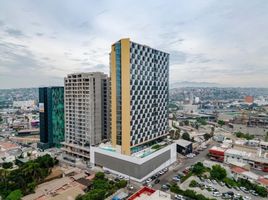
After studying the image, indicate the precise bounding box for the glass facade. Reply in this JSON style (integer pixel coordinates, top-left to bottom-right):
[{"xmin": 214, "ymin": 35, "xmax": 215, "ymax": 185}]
[
  {"xmin": 51, "ymin": 88, "xmax": 65, "ymax": 148},
  {"xmin": 39, "ymin": 87, "xmax": 64, "ymax": 148},
  {"xmin": 115, "ymin": 42, "xmax": 122, "ymax": 145}
]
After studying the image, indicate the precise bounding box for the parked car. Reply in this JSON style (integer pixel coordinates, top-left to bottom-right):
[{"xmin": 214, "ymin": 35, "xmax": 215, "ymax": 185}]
[
  {"xmin": 183, "ymin": 169, "xmax": 190, "ymax": 174},
  {"xmin": 154, "ymin": 179, "xmax": 160, "ymax": 184},
  {"xmin": 146, "ymin": 178, "xmax": 152, "ymax": 183},
  {"xmin": 211, "ymin": 179, "xmax": 217, "ymax": 184},
  {"xmin": 226, "ymin": 191, "xmax": 234, "ymax": 197},
  {"xmin": 206, "ymin": 179, "xmax": 212, "ymax": 184},
  {"xmin": 225, "ymin": 183, "xmax": 232, "ymax": 189},
  {"xmin": 172, "ymin": 176, "xmax": 181, "ymax": 182},
  {"xmin": 240, "ymin": 187, "xmax": 249, "ymax": 193},
  {"xmin": 219, "ymin": 181, "xmax": 224, "ymax": 186},
  {"xmin": 175, "ymin": 194, "xmax": 185, "ymax": 200},
  {"xmin": 212, "ymin": 192, "xmax": 221, "ymax": 197},
  {"xmin": 161, "ymin": 184, "xmax": 170, "ymax": 190},
  {"xmin": 159, "ymin": 170, "xmax": 164, "ymax": 175},
  {"xmin": 234, "ymin": 193, "xmax": 241, "ymax": 198},
  {"xmin": 128, "ymin": 185, "xmax": 134, "ymax": 190},
  {"xmin": 163, "ymin": 167, "xmax": 168, "ymax": 172}
]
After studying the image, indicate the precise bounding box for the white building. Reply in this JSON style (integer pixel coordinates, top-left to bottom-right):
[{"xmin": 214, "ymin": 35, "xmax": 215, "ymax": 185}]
[{"xmin": 62, "ymin": 72, "xmax": 110, "ymax": 162}]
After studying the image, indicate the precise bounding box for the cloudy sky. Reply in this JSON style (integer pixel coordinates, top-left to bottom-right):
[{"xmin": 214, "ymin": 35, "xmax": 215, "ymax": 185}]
[{"xmin": 0, "ymin": 0, "xmax": 268, "ymax": 89}]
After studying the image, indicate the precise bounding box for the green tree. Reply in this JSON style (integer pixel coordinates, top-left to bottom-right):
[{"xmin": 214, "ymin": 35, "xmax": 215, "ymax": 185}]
[
  {"xmin": 95, "ymin": 172, "xmax": 105, "ymax": 180},
  {"xmin": 115, "ymin": 180, "xmax": 127, "ymax": 188},
  {"xmin": 197, "ymin": 118, "xmax": 207, "ymax": 125},
  {"xmin": 203, "ymin": 133, "xmax": 211, "ymax": 141},
  {"xmin": 255, "ymin": 185, "xmax": 267, "ymax": 197},
  {"xmin": 265, "ymin": 132, "xmax": 268, "ymax": 142},
  {"xmin": 189, "ymin": 180, "xmax": 198, "ymax": 187},
  {"xmin": 6, "ymin": 189, "xmax": 22, "ymax": 200},
  {"xmin": 210, "ymin": 165, "xmax": 227, "ymax": 181},
  {"xmin": 175, "ymin": 128, "xmax": 181, "ymax": 139},
  {"xmin": 182, "ymin": 132, "xmax": 190, "ymax": 141},
  {"xmin": 184, "ymin": 120, "xmax": 190, "ymax": 126},
  {"xmin": 192, "ymin": 162, "xmax": 205, "ymax": 175},
  {"xmin": 2, "ymin": 162, "xmax": 13, "ymax": 169},
  {"xmin": 210, "ymin": 126, "xmax": 215, "ymax": 136},
  {"xmin": 217, "ymin": 120, "xmax": 225, "ymax": 126},
  {"xmin": 82, "ymin": 189, "xmax": 106, "ymax": 200}
]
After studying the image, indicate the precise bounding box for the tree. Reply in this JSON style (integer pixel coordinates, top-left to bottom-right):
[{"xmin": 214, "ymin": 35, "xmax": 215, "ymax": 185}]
[
  {"xmin": 210, "ymin": 126, "xmax": 215, "ymax": 136},
  {"xmin": 265, "ymin": 132, "xmax": 268, "ymax": 142},
  {"xmin": 255, "ymin": 185, "xmax": 267, "ymax": 197},
  {"xmin": 95, "ymin": 172, "xmax": 105, "ymax": 180},
  {"xmin": 203, "ymin": 133, "xmax": 211, "ymax": 141},
  {"xmin": 189, "ymin": 180, "xmax": 198, "ymax": 187},
  {"xmin": 175, "ymin": 129, "xmax": 181, "ymax": 139},
  {"xmin": 218, "ymin": 120, "xmax": 225, "ymax": 126},
  {"xmin": 210, "ymin": 165, "xmax": 227, "ymax": 181},
  {"xmin": 115, "ymin": 180, "xmax": 127, "ymax": 188},
  {"xmin": 197, "ymin": 118, "xmax": 207, "ymax": 125},
  {"xmin": 82, "ymin": 189, "xmax": 105, "ymax": 200},
  {"xmin": 3, "ymin": 162, "xmax": 13, "ymax": 169},
  {"xmin": 192, "ymin": 162, "xmax": 205, "ymax": 176},
  {"xmin": 184, "ymin": 120, "xmax": 190, "ymax": 126},
  {"xmin": 182, "ymin": 132, "xmax": 190, "ymax": 141},
  {"xmin": 6, "ymin": 189, "xmax": 22, "ymax": 200}
]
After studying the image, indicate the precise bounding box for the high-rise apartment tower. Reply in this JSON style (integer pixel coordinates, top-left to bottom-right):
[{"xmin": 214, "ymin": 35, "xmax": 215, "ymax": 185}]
[
  {"xmin": 62, "ymin": 72, "xmax": 110, "ymax": 160},
  {"xmin": 110, "ymin": 38, "xmax": 169, "ymax": 155}
]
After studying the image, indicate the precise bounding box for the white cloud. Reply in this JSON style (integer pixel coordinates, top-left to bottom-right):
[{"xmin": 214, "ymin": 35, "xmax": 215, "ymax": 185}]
[{"xmin": 0, "ymin": 0, "xmax": 268, "ymax": 88}]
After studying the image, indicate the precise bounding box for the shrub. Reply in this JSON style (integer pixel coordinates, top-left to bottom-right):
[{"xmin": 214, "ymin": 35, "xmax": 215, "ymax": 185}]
[{"xmin": 189, "ymin": 180, "xmax": 198, "ymax": 187}]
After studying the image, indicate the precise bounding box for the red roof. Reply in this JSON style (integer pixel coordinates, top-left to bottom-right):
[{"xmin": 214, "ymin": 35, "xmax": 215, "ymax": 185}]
[
  {"xmin": 258, "ymin": 178, "xmax": 268, "ymax": 186},
  {"xmin": 128, "ymin": 187, "xmax": 155, "ymax": 200},
  {"xmin": 231, "ymin": 166, "xmax": 247, "ymax": 174}
]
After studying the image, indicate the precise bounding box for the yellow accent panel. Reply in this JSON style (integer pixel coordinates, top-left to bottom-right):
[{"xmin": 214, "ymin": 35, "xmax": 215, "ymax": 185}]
[
  {"xmin": 111, "ymin": 45, "xmax": 117, "ymax": 147},
  {"xmin": 121, "ymin": 39, "xmax": 131, "ymax": 155}
]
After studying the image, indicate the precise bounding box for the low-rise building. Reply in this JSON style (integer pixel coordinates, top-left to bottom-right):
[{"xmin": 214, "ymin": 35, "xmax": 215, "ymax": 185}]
[
  {"xmin": 175, "ymin": 139, "xmax": 192, "ymax": 155},
  {"xmin": 208, "ymin": 146, "xmax": 226, "ymax": 162},
  {"xmin": 128, "ymin": 187, "xmax": 171, "ymax": 200},
  {"xmin": 90, "ymin": 142, "xmax": 177, "ymax": 182}
]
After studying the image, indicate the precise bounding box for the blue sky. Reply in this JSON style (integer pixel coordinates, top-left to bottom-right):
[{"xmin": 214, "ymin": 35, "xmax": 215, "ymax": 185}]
[{"xmin": 0, "ymin": 0, "xmax": 268, "ymax": 88}]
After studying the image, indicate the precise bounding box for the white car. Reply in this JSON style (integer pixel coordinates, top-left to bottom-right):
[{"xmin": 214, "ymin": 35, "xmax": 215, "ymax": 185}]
[
  {"xmin": 243, "ymin": 196, "xmax": 251, "ymax": 200},
  {"xmin": 211, "ymin": 179, "xmax": 217, "ymax": 184},
  {"xmin": 146, "ymin": 178, "xmax": 152, "ymax": 183},
  {"xmin": 128, "ymin": 185, "xmax": 134, "ymax": 190},
  {"xmin": 212, "ymin": 192, "xmax": 221, "ymax": 197},
  {"xmin": 175, "ymin": 194, "xmax": 185, "ymax": 200},
  {"xmin": 159, "ymin": 170, "xmax": 164, "ymax": 175},
  {"xmin": 234, "ymin": 193, "xmax": 241, "ymax": 198}
]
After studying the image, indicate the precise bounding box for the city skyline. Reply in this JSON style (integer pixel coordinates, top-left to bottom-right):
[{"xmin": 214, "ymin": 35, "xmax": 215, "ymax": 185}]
[{"xmin": 1, "ymin": 0, "xmax": 268, "ymax": 88}]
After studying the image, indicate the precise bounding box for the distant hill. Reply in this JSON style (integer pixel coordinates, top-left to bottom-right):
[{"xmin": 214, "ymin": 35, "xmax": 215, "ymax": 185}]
[{"xmin": 170, "ymin": 81, "xmax": 222, "ymax": 88}]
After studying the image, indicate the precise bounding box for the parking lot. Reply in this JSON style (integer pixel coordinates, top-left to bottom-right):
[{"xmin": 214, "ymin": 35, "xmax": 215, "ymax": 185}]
[{"xmin": 180, "ymin": 176, "xmax": 266, "ymax": 200}]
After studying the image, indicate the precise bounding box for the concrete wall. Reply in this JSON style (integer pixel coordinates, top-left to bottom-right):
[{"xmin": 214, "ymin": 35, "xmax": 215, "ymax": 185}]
[
  {"xmin": 95, "ymin": 150, "xmax": 170, "ymax": 179},
  {"xmin": 90, "ymin": 143, "xmax": 177, "ymax": 182}
]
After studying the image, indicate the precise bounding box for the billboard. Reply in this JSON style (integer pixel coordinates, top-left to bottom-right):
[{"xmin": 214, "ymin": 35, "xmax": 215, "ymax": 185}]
[{"xmin": 39, "ymin": 103, "xmax": 44, "ymax": 113}]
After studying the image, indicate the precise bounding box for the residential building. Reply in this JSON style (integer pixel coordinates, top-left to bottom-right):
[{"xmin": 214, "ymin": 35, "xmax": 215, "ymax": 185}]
[
  {"xmin": 110, "ymin": 38, "xmax": 169, "ymax": 155},
  {"xmin": 90, "ymin": 39, "xmax": 175, "ymax": 182},
  {"xmin": 38, "ymin": 87, "xmax": 64, "ymax": 149},
  {"xmin": 62, "ymin": 72, "xmax": 110, "ymax": 162}
]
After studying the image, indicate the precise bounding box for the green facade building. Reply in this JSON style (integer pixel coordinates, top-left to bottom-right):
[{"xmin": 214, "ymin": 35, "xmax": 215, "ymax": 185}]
[{"xmin": 39, "ymin": 87, "xmax": 64, "ymax": 149}]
